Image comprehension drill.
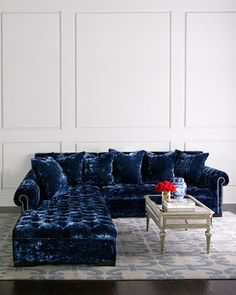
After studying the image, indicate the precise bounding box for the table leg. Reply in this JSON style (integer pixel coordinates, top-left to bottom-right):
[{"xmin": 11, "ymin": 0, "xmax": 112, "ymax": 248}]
[
  {"xmin": 159, "ymin": 230, "xmax": 166, "ymax": 254},
  {"xmin": 205, "ymin": 229, "xmax": 212, "ymax": 254},
  {"xmin": 146, "ymin": 214, "xmax": 150, "ymax": 231},
  {"xmin": 184, "ymin": 219, "xmax": 188, "ymax": 231}
]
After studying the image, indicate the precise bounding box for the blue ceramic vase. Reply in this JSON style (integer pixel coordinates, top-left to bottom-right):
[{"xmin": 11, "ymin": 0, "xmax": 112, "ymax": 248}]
[{"xmin": 173, "ymin": 177, "xmax": 187, "ymax": 201}]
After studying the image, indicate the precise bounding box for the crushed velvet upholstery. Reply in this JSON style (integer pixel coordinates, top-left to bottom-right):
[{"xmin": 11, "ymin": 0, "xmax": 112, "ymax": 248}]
[
  {"xmin": 175, "ymin": 150, "xmax": 209, "ymax": 184},
  {"xmin": 142, "ymin": 151, "xmax": 175, "ymax": 183},
  {"xmin": 109, "ymin": 149, "xmax": 145, "ymax": 184},
  {"xmin": 13, "ymin": 188, "xmax": 116, "ymax": 266},
  {"xmin": 197, "ymin": 166, "xmax": 229, "ymax": 214},
  {"xmin": 35, "ymin": 152, "xmax": 85, "ymax": 185},
  {"xmin": 14, "ymin": 170, "xmax": 40, "ymax": 210},
  {"xmin": 83, "ymin": 152, "xmax": 114, "ymax": 186},
  {"xmin": 13, "ymin": 152, "xmax": 229, "ymax": 217},
  {"xmin": 31, "ymin": 157, "xmax": 69, "ymax": 199},
  {"xmin": 102, "ymin": 183, "xmax": 156, "ymax": 217},
  {"xmin": 187, "ymin": 186, "xmax": 217, "ymax": 211},
  {"xmin": 13, "ymin": 150, "xmax": 229, "ymax": 266},
  {"xmin": 199, "ymin": 166, "xmax": 229, "ymax": 187},
  {"xmin": 55, "ymin": 152, "xmax": 85, "ymax": 185}
]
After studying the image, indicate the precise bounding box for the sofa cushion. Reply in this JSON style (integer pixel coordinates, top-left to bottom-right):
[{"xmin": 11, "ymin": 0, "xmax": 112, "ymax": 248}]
[
  {"xmin": 55, "ymin": 152, "xmax": 85, "ymax": 185},
  {"xmin": 33, "ymin": 193, "xmax": 112, "ymax": 236},
  {"xmin": 31, "ymin": 157, "xmax": 69, "ymax": 199},
  {"xmin": 102, "ymin": 183, "xmax": 156, "ymax": 217},
  {"xmin": 83, "ymin": 152, "xmax": 114, "ymax": 186},
  {"xmin": 142, "ymin": 151, "xmax": 175, "ymax": 183},
  {"xmin": 35, "ymin": 152, "xmax": 85, "ymax": 186},
  {"xmin": 175, "ymin": 150, "xmax": 209, "ymax": 183},
  {"xmin": 102, "ymin": 183, "xmax": 156, "ymax": 196},
  {"xmin": 35, "ymin": 193, "xmax": 115, "ymax": 239},
  {"xmin": 69, "ymin": 184, "xmax": 102, "ymax": 198},
  {"xmin": 13, "ymin": 192, "xmax": 117, "ymax": 266},
  {"xmin": 109, "ymin": 149, "xmax": 145, "ymax": 184}
]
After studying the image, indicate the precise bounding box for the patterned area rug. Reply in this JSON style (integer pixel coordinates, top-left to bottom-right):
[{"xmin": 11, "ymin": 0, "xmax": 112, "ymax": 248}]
[{"xmin": 1, "ymin": 212, "xmax": 236, "ymax": 280}]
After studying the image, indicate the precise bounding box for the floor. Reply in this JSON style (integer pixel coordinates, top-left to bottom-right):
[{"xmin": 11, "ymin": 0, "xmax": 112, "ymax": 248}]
[
  {"xmin": 1, "ymin": 280, "xmax": 236, "ymax": 295},
  {"xmin": 1, "ymin": 204, "xmax": 236, "ymax": 295}
]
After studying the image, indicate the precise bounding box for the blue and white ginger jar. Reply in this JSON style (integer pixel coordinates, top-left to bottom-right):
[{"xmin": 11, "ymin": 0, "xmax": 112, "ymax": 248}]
[{"xmin": 173, "ymin": 177, "xmax": 187, "ymax": 200}]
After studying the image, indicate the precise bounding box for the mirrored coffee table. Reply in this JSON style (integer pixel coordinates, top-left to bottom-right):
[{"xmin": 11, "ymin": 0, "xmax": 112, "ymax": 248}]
[{"xmin": 144, "ymin": 194, "xmax": 214, "ymax": 254}]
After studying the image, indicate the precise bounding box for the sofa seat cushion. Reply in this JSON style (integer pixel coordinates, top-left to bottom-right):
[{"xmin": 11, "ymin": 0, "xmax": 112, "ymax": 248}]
[
  {"xmin": 102, "ymin": 183, "xmax": 156, "ymax": 196},
  {"xmin": 13, "ymin": 192, "xmax": 116, "ymax": 266},
  {"xmin": 102, "ymin": 183, "xmax": 156, "ymax": 217},
  {"xmin": 28, "ymin": 193, "xmax": 115, "ymax": 239},
  {"xmin": 69, "ymin": 184, "xmax": 102, "ymax": 196}
]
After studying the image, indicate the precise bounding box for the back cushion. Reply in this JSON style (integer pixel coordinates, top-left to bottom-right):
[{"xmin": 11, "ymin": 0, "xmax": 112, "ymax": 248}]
[
  {"xmin": 83, "ymin": 152, "xmax": 114, "ymax": 186},
  {"xmin": 55, "ymin": 152, "xmax": 85, "ymax": 185},
  {"xmin": 31, "ymin": 156, "xmax": 69, "ymax": 199},
  {"xmin": 109, "ymin": 149, "xmax": 145, "ymax": 184},
  {"xmin": 142, "ymin": 151, "xmax": 176, "ymax": 183},
  {"xmin": 174, "ymin": 150, "xmax": 209, "ymax": 184},
  {"xmin": 35, "ymin": 152, "xmax": 85, "ymax": 185}
]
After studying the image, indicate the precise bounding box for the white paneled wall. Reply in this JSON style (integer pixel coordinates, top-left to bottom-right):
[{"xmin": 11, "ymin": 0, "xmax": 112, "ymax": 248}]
[
  {"xmin": 185, "ymin": 12, "xmax": 236, "ymax": 127},
  {"xmin": 2, "ymin": 13, "xmax": 61, "ymax": 128},
  {"xmin": 75, "ymin": 12, "xmax": 171, "ymax": 128},
  {"xmin": 0, "ymin": 0, "xmax": 235, "ymax": 206}
]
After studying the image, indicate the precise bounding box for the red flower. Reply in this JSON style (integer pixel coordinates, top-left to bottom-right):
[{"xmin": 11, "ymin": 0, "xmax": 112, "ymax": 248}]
[{"xmin": 155, "ymin": 180, "xmax": 176, "ymax": 193}]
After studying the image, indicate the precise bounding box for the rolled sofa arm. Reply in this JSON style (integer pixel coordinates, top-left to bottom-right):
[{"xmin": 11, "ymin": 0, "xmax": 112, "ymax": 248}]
[
  {"xmin": 14, "ymin": 170, "xmax": 41, "ymax": 211},
  {"xmin": 198, "ymin": 166, "xmax": 229, "ymax": 216},
  {"xmin": 199, "ymin": 166, "xmax": 229, "ymax": 187}
]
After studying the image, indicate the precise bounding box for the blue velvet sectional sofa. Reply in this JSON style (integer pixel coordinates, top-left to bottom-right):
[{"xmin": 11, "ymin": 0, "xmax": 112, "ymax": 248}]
[{"xmin": 13, "ymin": 149, "xmax": 229, "ymax": 266}]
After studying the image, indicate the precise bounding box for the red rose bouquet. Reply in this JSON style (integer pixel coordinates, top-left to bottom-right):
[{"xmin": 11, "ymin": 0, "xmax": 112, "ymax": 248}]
[{"xmin": 155, "ymin": 180, "xmax": 176, "ymax": 193}]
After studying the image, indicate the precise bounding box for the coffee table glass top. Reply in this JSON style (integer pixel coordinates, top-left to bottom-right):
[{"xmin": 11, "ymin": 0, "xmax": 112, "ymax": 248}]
[
  {"xmin": 148, "ymin": 194, "xmax": 214, "ymax": 214},
  {"xmin": 146, "ymin": 194, "xmax": 214, "ymax": 215}
]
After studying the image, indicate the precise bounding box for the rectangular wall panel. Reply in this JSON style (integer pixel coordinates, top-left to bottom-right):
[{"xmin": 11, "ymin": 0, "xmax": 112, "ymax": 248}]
[
  {"xmin": 185, "ymin": 12, "xmax": 236, "ymax": 127},
  {"xmin": 75, "ymin": 12, "xmax": 171, "ymax": 128},
  {"xmin": 2, "ymin": 13, "xmax": 61, "ymax": 128},
  {"xmin": 2, "ymin": 142, "xmax": 61, "ymax": 189}
]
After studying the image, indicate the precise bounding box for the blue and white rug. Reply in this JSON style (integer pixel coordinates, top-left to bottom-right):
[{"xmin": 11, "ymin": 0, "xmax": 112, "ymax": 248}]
[{"xmin": 0, "ymin": 212, "xmax": 236, "ymax": 280}]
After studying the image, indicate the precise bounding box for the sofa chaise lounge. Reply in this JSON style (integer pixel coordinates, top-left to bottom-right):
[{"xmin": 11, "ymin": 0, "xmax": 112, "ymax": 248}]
[{"xmin": 13, "ymin": 149, "xmax": 229, "ymax": 266}]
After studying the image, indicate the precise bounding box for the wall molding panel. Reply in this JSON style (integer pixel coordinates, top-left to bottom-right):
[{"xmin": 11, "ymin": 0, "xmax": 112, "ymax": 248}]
[
  {"xmin": 1, "ymin": 12, "xmax": 62, "ymax": 129},
  {"xmin": 0, "ymin": 0, "xmax": 236, "ymax": 206},
  {"xmin": 75, "ymin": 11, "xmax": 171, "ymax": 129},
  {"xmin": 184, "ymin": 11, "xmax": 236, "ymax": 128}
]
